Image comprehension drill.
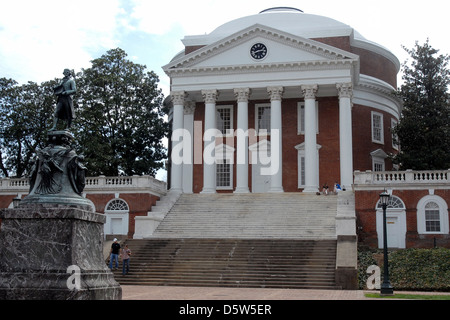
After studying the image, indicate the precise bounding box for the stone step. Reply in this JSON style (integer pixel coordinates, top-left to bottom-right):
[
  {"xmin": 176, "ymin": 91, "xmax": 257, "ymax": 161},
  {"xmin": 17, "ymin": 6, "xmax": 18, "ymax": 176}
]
[{"xmin": 111, "ymin": 238, "xmax": 339, "ymax": 289}]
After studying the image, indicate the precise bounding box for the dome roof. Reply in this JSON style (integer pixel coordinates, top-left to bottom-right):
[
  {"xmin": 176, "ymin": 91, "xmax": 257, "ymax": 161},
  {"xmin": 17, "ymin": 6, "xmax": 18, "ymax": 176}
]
[
  {"xmin": 178, "ymin": 7, "xmax": 399, "ymax": 70},
  {"xmin": 209, "ymin": 8, "xmax": 366, "ymax": 41}
]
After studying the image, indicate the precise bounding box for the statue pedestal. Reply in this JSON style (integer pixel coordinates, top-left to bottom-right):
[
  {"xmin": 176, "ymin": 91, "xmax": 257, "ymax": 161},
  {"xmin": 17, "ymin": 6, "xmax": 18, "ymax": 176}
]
[{"xmin": 0, "ymin": 205, "xmax": 122, "ymax": 300}]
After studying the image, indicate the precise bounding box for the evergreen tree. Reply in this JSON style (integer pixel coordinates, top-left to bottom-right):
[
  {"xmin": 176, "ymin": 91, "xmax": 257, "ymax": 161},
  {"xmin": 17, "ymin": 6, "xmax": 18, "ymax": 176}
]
[
  {"xmin": 73, "ymin": 48, "xmax": 169, "ymax": 176},
  {"xmin": 0, "ymin": 78, "xmax": 55, "ymax": 177},
  {"xmin": 393, "ymin": 40, "xmax": 450, "ymax": 170}
]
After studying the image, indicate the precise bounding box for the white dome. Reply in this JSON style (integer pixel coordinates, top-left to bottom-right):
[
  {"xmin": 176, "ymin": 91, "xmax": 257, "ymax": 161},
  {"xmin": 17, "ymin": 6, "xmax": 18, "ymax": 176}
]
[{"xmin": 209, "ymin": 8, "xmax": 366, "ymax": 41}]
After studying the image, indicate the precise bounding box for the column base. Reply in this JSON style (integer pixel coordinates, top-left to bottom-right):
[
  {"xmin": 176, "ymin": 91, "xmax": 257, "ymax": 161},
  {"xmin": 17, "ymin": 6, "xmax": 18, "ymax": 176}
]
[
  {"xmin": 303, "ymin": 186, "xmax": 319, "ymax": 193},
  {"xmin": 200, "ymin": 188, "xmax": 216, "ymax": 194},
  {"xmin": 234, "ymin": 187, "xmax": 250, "ymax": 194}
]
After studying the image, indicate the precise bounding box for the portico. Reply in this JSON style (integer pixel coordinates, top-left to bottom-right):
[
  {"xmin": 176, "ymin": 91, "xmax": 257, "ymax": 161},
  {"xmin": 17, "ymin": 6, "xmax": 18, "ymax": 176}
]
[{"xmin": 168, "ymin": 81, "xmax": 355, "ymax": 194}]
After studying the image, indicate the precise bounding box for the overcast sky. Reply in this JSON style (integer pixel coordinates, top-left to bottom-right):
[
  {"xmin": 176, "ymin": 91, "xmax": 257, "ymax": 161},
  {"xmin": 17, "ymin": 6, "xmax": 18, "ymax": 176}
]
[{"xmin": 1, "ymin": 0, "xmax": 449, "ymax": 96}]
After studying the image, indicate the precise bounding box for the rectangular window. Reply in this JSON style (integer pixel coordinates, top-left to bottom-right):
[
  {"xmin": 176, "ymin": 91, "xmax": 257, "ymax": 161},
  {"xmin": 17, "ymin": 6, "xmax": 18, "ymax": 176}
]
[
  {"xmin": 216, "ymin": 105, "xmax": 233, "ymax": 136},
  {"xmin": 425, "ymin": 209, "xmax": 441, "ymax": 232},
  {"xmin": 373, "ymin": 159, "xmax": 385, "ymax": 172},
  {"xmin": 216, "ymin": 160, "xmax": 232, "ymax": 189},
  {"xmin": 297, "ymin": 102, "xmax": 319, "ymax": 135},
  {"xmin": 372, "ymin": 112, "xmax": 384, "ymax": 144},
  {"xmin": 255, "ymin": 104, "xmax": 271, "ymax": 135}
]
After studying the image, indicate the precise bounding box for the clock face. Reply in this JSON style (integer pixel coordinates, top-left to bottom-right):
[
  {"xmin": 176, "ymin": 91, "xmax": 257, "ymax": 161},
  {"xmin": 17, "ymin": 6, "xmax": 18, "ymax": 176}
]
[{"xmin": 250, "ymin": 43, "xmax": 268, "ymax": 60}]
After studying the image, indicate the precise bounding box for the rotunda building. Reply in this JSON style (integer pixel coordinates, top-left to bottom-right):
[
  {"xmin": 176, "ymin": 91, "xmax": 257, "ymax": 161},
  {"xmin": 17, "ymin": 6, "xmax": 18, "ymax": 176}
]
[{"xmin": 163, "ymin": 8, "xmax": 401, "ymax": 194}]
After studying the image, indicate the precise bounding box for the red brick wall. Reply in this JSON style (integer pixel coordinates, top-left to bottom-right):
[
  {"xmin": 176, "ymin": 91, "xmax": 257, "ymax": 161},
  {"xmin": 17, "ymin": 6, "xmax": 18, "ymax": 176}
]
[
  {"xmin": 356, "ymin": 189, "xmax": 450, "ymax": 249},
  {"xmin": 352, "ymin": 104, "xmax": 398, "ymax": 172}
]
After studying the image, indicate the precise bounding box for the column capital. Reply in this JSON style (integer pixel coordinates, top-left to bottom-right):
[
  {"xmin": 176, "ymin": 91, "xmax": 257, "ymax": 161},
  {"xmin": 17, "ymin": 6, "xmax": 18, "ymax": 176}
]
[
  {"xmin": 234, "ymin": 88, "xmax": 251, "ymax": 102},
  {"xmin": 301, "ymin": 85, "xmax": 318, "ymax": 100},
  {"xmin": 336, "ymin": 83, "xmax": 353, "ymax": 99},
  {"xmin": 202, "ymin": 89, "xmax": 219, "ymax": 104},
  {"xmin": 267, "ymin": 86, "xmax": 284, "ymax": 101},
  {"xmin": 184, "ymin": 101, "xmax": 196, "ymax": 115},
  {"xmin": 171, "ymin": 91, "xmax": 188, "ymax": 105}
]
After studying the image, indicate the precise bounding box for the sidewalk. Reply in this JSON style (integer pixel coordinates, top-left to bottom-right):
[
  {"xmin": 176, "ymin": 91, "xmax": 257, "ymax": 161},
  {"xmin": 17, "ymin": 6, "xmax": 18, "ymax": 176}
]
[
  {"xmin": 121, "ymin": 285, "xmax": 374, "ymax": 300},
  {"xmin": 121, "ymin": 285, "xmax": 450, "ymax": 300}
]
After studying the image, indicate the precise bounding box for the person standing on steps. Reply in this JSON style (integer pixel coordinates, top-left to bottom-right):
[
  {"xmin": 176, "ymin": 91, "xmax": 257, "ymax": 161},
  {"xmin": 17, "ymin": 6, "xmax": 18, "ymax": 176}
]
[
  {"xmin": 121, "ymin": 244, "xmax": 132, "ymax": 275},
  {"xmin": 109, "ymin": 238, "xmax": 121, "ymax": 270}
]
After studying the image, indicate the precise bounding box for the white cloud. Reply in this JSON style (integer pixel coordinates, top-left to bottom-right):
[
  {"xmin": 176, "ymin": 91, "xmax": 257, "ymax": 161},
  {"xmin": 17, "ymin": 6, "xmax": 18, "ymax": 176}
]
[{"xmin": 0, "ymin": 0, "xmax": 123, "ymax": 83}]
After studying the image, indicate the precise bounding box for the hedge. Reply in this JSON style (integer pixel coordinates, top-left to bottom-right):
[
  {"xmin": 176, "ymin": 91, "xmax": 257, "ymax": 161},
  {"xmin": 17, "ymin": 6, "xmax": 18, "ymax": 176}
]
[{"xmin": 358, "ymin": 247, "xmax": 450, "ymax": 291}]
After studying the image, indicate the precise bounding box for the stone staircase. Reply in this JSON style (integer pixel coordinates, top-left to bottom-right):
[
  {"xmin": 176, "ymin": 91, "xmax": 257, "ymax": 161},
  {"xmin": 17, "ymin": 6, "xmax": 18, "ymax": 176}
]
[
  {"xmin": 112, "ymin": 238, "xmax": 340, "ymax": 289},
  {"xmin": 150, "ymin": 193, "xmax": 337, "ymax": 239},
  {"xmin": 110, "ymin": 193, "xmax": 347, "ymax": 289}
]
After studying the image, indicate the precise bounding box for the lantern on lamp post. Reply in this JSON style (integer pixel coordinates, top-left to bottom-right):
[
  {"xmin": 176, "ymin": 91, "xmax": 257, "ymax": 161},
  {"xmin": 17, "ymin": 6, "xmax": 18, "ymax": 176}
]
[{"xmin": 379, "ymin": 189, "xmax": 394, "ymax": 295}]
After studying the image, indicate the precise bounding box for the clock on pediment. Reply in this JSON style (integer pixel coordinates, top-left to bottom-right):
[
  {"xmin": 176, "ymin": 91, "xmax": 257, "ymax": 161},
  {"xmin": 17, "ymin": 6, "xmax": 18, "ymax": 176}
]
[{"xmin": 250, "ymin": 43, "xmax": 268, "ymax": 60}]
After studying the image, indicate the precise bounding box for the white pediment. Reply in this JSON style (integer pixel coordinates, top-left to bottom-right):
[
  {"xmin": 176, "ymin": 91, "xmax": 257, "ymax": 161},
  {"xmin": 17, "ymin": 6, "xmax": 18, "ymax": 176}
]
[{"xmin": 163, "ymin": 24, "xmax": 359, "ymax": 73}]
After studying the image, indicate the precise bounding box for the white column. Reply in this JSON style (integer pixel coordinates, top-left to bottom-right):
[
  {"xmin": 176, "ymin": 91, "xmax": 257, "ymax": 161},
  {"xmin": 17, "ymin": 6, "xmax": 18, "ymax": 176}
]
[
  {"xmin": 267, "ymin": 86, "xmax": 284, "ymax": 193},
  {"xmin": 301, "ymin": 85, "xmax": 319, "ymax": 193},
  {"xmin": 201, "ymin": 89, "xmax": 219, "ymax": 194},
  {"xmin": 170, "ymin": 91, "xmax": 186, "ymax": 193},
  {"xmin": 182, "ymin": 101, "xmax": 196, "ymax": 193},
  {"xmin": 234, "ymin": 88, "xmax": 251, "ymax": 193},
  {"xmin": 337, "ymin": 83, "xmax": 354, "ymax": 189}
]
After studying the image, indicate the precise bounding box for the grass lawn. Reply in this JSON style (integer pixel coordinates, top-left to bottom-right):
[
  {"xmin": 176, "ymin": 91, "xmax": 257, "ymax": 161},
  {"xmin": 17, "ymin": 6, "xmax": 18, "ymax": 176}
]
[{"xmin": 365, "ymin": 293, "xmax": 450, "ymax": 300}]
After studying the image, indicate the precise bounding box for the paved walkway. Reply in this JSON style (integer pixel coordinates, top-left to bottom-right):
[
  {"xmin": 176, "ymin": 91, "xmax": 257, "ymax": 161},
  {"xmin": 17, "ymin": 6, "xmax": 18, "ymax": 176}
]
[{"xmin": 121, "ymin": 285, "xmax": 449, "ymax": 300}]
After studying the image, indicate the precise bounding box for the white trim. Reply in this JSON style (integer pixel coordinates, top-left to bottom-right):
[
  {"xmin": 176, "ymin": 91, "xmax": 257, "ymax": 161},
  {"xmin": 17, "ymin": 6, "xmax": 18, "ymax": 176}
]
[{"xmin": 417, "ymin": 195, "xmax": 449, "ymax": 235}]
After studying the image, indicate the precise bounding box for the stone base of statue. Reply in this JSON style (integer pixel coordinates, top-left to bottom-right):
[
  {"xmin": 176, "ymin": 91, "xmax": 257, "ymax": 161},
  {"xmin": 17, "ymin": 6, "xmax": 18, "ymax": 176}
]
[{"xmin": 0, "ymin": 130, "xmax": 121, "ymax": 300}]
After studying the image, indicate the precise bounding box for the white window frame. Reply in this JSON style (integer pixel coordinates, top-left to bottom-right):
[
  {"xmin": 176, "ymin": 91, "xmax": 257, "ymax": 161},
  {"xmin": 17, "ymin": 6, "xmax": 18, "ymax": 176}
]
[
  {"xmin": 215, "ymin": 144, "xmax": 234, "ymax": 190},
  {"xmin": 255, "ymin": 103, "xmax": 271, "ymax": 136},
  {"xmin": 417, "ymin": 195, "xmax": 449, "ymax": 235},
  {"xmin": 216, "ymin": 105, "xmax": 234, "ymax": 137},
  {"xmin": 370, "ymin": 149, "xmax": 388, "ymax": 172},
  {"xmin": 371, "ymin": 111, "xmax": 384, "ymax": 144},
  {"xmin": 297, "ymin": 101, "xmax": 319, "ymax": 135}
]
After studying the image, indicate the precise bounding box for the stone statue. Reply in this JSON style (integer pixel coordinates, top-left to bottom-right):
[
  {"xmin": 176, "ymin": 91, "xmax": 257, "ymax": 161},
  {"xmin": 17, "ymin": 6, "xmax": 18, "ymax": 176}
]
[{"xmin": 50, "ymin": 69, "xmax": 77, "ymax": 131}]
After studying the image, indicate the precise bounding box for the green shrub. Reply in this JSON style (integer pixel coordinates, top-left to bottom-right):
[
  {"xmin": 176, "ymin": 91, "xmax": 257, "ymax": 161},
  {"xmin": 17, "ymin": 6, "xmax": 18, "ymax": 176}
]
[
  {"xmin": 389, "ymin": 248, "xmax": 450, "ymax": 291},
  {"xmin": 358, "ymin": 247, "xmax": 450, "ymax": 291}
]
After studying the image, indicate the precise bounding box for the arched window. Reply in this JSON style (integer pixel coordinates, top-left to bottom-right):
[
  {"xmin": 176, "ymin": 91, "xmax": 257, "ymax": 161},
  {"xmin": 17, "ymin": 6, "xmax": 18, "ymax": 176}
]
[
  {"xmin": 106, "ymin": 199, "xmax": 129, "ymax": 211},
  {"xmin": 417, "ymin": 196, "xmax": 449, "ymax": 234},
  {"xmin": 376, "ymin": 196, "xmax": 405, "ymax": 209}
]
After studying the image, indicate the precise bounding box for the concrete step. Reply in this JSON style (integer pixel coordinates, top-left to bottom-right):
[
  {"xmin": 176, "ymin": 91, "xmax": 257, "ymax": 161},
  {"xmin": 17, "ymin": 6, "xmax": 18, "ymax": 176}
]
[{"xmin": 111, "ymin": 238, "xmax": 339, "ymax": 289}]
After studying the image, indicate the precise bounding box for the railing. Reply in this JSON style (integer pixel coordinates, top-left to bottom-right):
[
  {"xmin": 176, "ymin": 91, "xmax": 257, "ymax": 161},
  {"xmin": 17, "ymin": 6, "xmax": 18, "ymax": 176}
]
[
  {"xmin": 354, "ymin": 169, "xmax": 450, "ymax": 189},
  {"xmin": 0, "ymin": 175, "xmax": 167, "ymax": 196}
]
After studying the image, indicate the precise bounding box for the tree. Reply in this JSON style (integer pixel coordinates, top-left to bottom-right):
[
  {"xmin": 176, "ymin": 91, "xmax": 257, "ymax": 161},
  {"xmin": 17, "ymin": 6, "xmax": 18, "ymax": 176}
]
[
  {"xmin": 393, "ymin": 40, "xmax": 450, "ymax": 170},
  {"xmin": 0, "ymin": 78, "xmax": 55, "ymax": 177},
  {"xmin": 73, "ymin": 48, "xmax": 168, "ymax": 176}
]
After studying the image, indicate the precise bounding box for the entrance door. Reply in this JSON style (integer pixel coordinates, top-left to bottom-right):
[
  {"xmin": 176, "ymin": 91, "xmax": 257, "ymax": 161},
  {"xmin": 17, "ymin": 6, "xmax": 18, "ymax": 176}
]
[
  {"xmin": 386, "ymin": 216, "xmax": 400, "ymax": 248},
  {"xmin": 111, "ymin": 218, "xmax": 123, "ymax": 235}
]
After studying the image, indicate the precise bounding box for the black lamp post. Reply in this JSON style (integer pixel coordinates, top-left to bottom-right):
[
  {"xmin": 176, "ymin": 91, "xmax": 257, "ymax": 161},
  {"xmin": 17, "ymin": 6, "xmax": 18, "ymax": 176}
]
[{"xmin": 379, "ymin": 189, "xmax": 394, "ymax": 295}]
